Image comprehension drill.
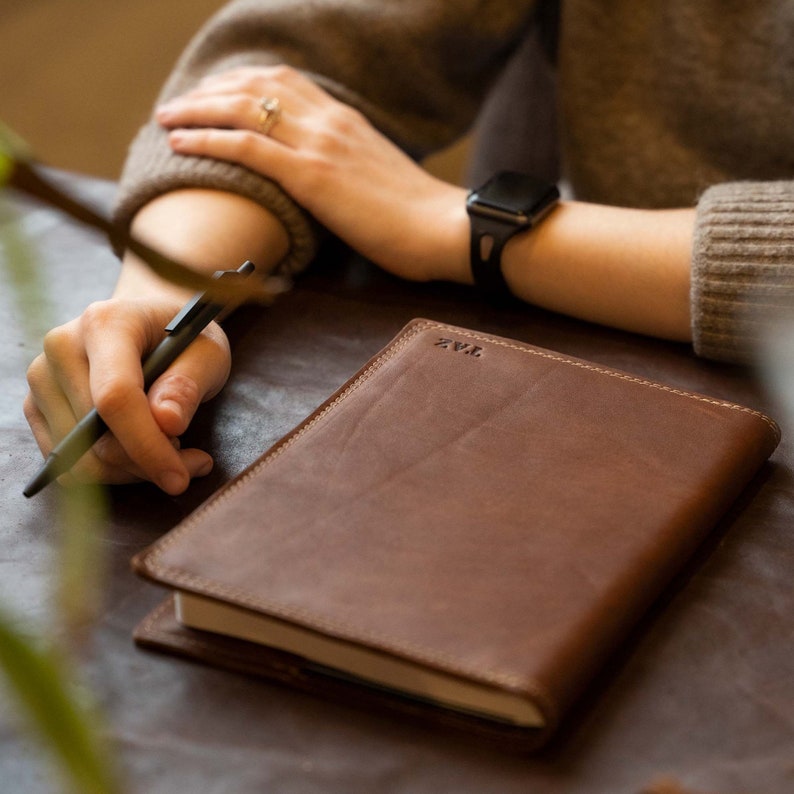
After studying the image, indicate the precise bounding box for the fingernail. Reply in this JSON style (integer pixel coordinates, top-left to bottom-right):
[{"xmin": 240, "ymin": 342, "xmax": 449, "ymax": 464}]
[
  {"xmin": 169, "ymin": 131, "xmax": 187, "ymax": 148},
  {"xmin": 196, "ymin": 458, "xmax": 213, "ymax": 478},
  {"xmin": 160, "ymin": 398, "xmax": 186, "ymax": 427},
  {"xmin": 160, "ymin": 470, "xmax": 187, "ymax": 495}
]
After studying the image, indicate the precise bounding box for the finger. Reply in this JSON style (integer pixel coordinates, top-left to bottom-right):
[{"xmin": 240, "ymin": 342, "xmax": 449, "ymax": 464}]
[
  {"xmin": 25, "ymin": 356, "xmax": 79, "ymax": 454},
  {"xmin": 26, "ymin": 321, "xmax": 94, "ymax": 441},
  {"xmin": 163, "ymin": 64, "xmax": 331, "ymax": 131},
  {"xmin": 157, "ymin": 93, "xmax": 263, "ymax": 132},
  {"xmin": 193, "ymin": 64, "xmax": 325, "ymax": 104},
  {"xmin": 169, "ymin": 125, "xmax": 297, "ymax": 177},
  {"xmin": 56, "ymin": 444, "xmax": 145, "ymax": 487},
  {"xmin": 80, "ymin": 301, "xmax": 192, "ymax": 494},
  {"xmin": 86, "ymin": 435, "xmax": 213, "ymax": 484},
  {"xmin": 157, "ymin": 95, "xmax": 295, "ymax": 149},
  {"xmin": 24, "ymin": 387, "xmax": 141, "ymax": 486},
  {"xmin": 147, "ymin": 323, "xmax": 231, "ymax": 438},
  {"xmin": 23, "ymin": 388, "xmax": 60, "ymax": 457},
  {"xmin": 57, "ymin": 439, "xmax": 213, "ymax": 487},
  {"xmin": 25, "ymin": 349, "xmax": 147, "ymax": 483}
]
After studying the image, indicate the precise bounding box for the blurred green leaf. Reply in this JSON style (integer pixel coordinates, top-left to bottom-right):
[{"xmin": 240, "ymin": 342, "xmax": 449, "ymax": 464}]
[
  {"xmin": 0, "ymin": 195, "xmax": 53, "ymax": 341},
  {"xmin": 0, "ymin": 151, "xmax": 12, "ymax": 187},
  {"xmin": 0, "ymin": 118, "xmax": 281, "ymax": 794},
  {"xmin": 5, "ymin": 147, "xmax": 276, "ymax": 306},
  {"xmin": 0, "ymin": 607, "xmax": 121, "ymax": 794},
  {"xmin": 0, "ymin": 121, "xmax": 28, "ymax": 186},
  {"xmin": 55, "ymin": 484, "xmax": 109, "ymax": 643},
  {"xmin": 1, "ymin": 124, "xmax": 120, "ymax": 792}
]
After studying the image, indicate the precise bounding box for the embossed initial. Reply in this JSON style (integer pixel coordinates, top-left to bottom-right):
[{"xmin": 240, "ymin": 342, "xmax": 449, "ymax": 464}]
[{"xmin": 434, "ymin": 338, "xmax": 483, "ymax": 357}]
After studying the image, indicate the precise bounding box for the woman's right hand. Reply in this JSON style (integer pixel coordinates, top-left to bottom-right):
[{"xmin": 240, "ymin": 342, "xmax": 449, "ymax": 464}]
[
  {"xmin": 22, "ymin": 187, "xmax": 290, "ymax": 494},
  {"xmin": 23, "ymin": 296, "xmax": 232, "ymax": 494}
]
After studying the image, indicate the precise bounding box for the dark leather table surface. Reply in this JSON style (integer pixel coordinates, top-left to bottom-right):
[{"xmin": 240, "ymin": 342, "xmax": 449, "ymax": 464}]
[{"xmin": 1, "ymin": 172, "xmax": 792, "ymax": 793}]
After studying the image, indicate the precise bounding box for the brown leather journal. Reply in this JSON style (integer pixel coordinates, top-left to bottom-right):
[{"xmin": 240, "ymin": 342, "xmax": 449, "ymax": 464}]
[{"xmin": 132, "ymin": 318, "xmax": 780, "ymax": 748}]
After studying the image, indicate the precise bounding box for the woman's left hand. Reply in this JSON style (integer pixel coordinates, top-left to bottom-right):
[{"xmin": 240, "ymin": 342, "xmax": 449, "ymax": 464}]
[{"xmin": 156, "ymin": 65, "xmax": 470, "ymax": 284}]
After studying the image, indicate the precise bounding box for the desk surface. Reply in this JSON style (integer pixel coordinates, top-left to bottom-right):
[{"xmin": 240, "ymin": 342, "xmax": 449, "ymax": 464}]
[{"xmin": 1, "ymin": 172, "xmax": 793, "ymax": 794}]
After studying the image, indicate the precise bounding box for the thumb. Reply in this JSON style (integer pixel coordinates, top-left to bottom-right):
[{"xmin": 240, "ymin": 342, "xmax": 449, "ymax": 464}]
[{"xmin": 147, "ymin": 324, "xmax": 231, "ymax": 437}]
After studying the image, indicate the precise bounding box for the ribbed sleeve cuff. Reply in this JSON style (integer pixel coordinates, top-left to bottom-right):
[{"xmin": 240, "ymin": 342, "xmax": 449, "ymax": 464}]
[
  {"xmin": 112, "ymin": 122, "xmax": 320, "ymax": 276},
  {"xmin": 692, "ymin": 181, "xmax": 794, "ymax": 363}
]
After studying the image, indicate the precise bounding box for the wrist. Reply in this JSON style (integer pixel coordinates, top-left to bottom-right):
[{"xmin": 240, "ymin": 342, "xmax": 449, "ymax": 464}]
[
  {"xmin": 402, "ymin": 184, "xmax": 470, "ymax": 284},
  {"xmin": 466, "ymin": 171, "xmax": 560, "ymax": 300},
  {"xmin": 427, "ymin": 190, "xmax": 472, "ymax": 284}
]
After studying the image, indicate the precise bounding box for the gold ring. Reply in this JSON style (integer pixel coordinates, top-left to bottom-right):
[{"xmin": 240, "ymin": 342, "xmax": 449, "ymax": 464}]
[{"xmin": 256, "ymin": 96, "xmax": 282, "ymax": 136}]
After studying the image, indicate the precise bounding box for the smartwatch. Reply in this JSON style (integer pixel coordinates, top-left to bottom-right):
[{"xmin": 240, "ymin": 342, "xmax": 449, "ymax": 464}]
[{"xmin": 466, "ymin": 171, "xmax": 559, "ymax": 300}]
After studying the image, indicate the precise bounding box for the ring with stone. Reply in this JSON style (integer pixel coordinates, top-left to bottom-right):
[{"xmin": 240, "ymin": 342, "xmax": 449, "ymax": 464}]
[{"xmin": 256, "ymin": 96, "xmax": 282, "ymax": 136}]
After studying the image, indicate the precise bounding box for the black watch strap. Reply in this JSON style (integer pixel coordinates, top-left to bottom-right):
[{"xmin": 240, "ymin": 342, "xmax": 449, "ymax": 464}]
[
  {"xmin": 469, "ymin": 216, "xmax": 518, "ymax": 300},
  {"xmin": 466, "ymin": 171, "xmax": 559, "ymax": 302}
]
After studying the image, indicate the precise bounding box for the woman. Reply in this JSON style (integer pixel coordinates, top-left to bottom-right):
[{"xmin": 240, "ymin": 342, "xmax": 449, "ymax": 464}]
[{"xmin": 24, "ymin": 0, "xmax": 794, "ymax": 493}]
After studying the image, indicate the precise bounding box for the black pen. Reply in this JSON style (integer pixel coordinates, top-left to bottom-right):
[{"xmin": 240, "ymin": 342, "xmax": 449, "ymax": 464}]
[{"xmin": 23, "ymin": 260, "xmax": 256, "ymax": 498}]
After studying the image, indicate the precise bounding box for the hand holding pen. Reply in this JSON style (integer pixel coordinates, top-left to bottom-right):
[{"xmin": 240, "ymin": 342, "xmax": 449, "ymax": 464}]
[{"xmin": 24, "ymin": 261, "xmax": 256, "ymax": 497}]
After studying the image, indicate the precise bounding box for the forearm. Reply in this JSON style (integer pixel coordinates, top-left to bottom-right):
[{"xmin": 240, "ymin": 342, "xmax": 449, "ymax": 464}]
[
  {"xmin": 437, "ymin": 196, "xmax": 694, "ymax": 342},
  {"xmin": 113, "ymin": 188, "xmax": 290, "ymax": 301},
  {"xmin": 115, "ymin": 1, "xmax": 534, "ymax": 278},
  {"xmin": 501, "ymin": 202, "xmax": 694, "ymax": 342},
  {"xmin": 151, "ymin": 70, "xmax": 695, "ymax": 346}
]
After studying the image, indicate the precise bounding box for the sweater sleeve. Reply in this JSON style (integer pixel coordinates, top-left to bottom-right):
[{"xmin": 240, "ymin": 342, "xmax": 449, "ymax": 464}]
[
  {"xmin": 691, "ymin": 181, "xmax": 794, "ymax": 364},
  {"xmin": 114, "ymin": 0, "xmax": 538, "ymax": 275}
]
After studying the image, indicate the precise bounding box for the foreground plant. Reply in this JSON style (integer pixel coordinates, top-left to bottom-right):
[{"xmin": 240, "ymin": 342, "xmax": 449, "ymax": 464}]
[{"xmin": 0, "ymin": 121, "xmax": 273, "ymax": 793}]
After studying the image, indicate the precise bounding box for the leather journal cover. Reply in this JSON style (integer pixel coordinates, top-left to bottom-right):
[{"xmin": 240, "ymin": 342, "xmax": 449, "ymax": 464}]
[{"xmin": 132, "ymin": 318, "xmax": 780, "ymax": 749}]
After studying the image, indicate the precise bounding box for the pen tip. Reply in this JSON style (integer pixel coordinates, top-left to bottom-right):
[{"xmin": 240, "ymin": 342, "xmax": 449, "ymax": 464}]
[
  {"xmin": 23, "ymin": 478, "xmax": 44, "ymax": 499},
  {"xmin": 23, "ymin": 460, "xmax": 55, "ymax": 498}
]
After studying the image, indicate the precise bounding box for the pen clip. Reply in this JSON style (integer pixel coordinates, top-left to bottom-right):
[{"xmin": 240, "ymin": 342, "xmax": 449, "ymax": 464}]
[
  {"xmin": 164, "ymin": 293, "xmax": 208, "ymax": 334},
  {"xmin": 164, "ymin": 260, "xmax": 256, "ymax": 333}
]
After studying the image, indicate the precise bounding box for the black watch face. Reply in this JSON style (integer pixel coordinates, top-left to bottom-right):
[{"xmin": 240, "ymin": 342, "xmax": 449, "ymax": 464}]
[{"xmin": 469, "ymin": 171, "xmax": 559, "ymax": 221}]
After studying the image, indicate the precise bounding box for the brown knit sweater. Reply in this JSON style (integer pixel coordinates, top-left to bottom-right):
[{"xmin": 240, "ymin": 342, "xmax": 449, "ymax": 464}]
[{"xmin": 115, "ymin": 0, "xmax": 794, "ymax": 363}]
